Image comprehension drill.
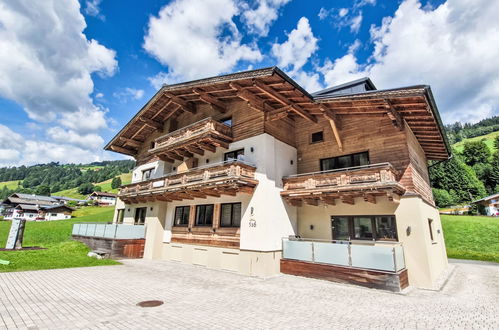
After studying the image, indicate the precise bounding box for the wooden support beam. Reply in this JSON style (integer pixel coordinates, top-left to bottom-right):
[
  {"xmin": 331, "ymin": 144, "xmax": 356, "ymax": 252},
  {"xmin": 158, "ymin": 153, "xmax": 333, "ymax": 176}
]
[
  {"xmin": 188, "ymin": 191, "xmax": 207, "ymax": 199},
  {"xmin": 341, "ymin": 196, "xmax": 355, "ymax": 205},
  {"xmin": 151, "ymin": 99, "xmax": 172, "ymax": 120},
  {"xmin": 253, "ymin": 80, "xmax": 316, "ymax": 123},
  {"xmin": 175, "ymin": 148, "xmax": 194, "ymax": 158},
  {"xmin": 387, "ymin": 192, "xmax": 401, "ymax": 203},
  {"xmin": 156, "ymin": 196, "xmax": 173, "ymax": 202},
  {"xmin": 288, "ymin": 199, "xmax": 303, "ymax": 207},
  {"xmin": 166, "ymin": 152, "xmax": 183, "ymax": 161},
  {"xmin": 233, "ymin": 88, "xmax": 267, "ymax": 112},
  {"xmin": 289, "ymin": 104, "xmax": 317, "ymax": 123},
  {"xmin": 386, "ymin": 100, "xmax": 405, "ymax": 131},
  {"xmin": 364, "ymin": 194, "xmax": 377, "ymax": 204},
  {"xmin": 220, "ymin": 189, "xmax": 237, "ymax": 196},
  {"xmin": 193, "ymin": 88, "xmax": 227, "ymax": 113},
  {"xmin": 164, "ymin": 92, "xmax": 196, "ymax": 113},
  {"xmin": 139, "ymin": 117, "xmax": 164, "ymax": 131},
  {"xmin": 202, "ymin": 189, "xmax": 221, "ymax": 197},
  {"xmin": 198, "ymin": 141, "xmax": 216, "ymax": 153},
  {"xmin": 321, "ymin": 196, "xmax": 336, "ymax": 205},
  {"xmin": 158, "ymin": 154, "xmax": 174, "ymax": 163},
  {"xmin": 185, "ymin": 145, "xmax": 205, "ymax": 156},
  {"xmin": 109, "ymin": 145, "xmax": 137, "ymax": 156},
  {"xmin": 118, "ymin": 137, "xmax": 142, "ymax": 148},
  {"xmin": 304, "ymin": 198, "xmax": 319, "ymax": 206}
]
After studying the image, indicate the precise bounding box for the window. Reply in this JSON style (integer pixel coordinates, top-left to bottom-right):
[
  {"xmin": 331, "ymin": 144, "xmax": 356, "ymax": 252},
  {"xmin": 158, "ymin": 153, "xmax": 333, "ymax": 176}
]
[
  {"xmin": 331, "ymin": 215, "xmax": 397, "ymax": 241},
  {"xmin": 142, "ymin": 168, "xmax": 154, "ymax": 181},
  {"xmin": 195, "ymin": 204, "xmax": 214, "ymax": 226},
  {"xmin": 428, "ymin": 218, "xmax": 435, "ymax": 242},
  {"xmin": 220, "ymin": 117, "xmax": 232, "ymax": 127},
  {"xmin": 311, "ymin": 131, "xmax": 324, "ymax": 143},
  {"xmin": 134, "ymin": 207, "xmax": 147, "ymax": 225},
  {"xmin": 220, "ymin": 203, "xmax": 242, "ymax": 227},
  {"xmin": 224, "ymin": 149, "xmax": 244, "ymax": 162},
  {"xmin": 116, "ymin": 209, "xmax": 124, "ymax": 224},
  {"xmin": 320, "ymin": 151, "xmax": 369, "ymax": 171},
  {"xmin": 174, "ymin": 206, "xmax": 190, "ymax": 226},
  {"xmin": 51, "ymin": 213, "xmax": 57, "ymax": 217},
  {"xmin": 150, "ymin": 141, "xmax": 156, "ymax": 149}
]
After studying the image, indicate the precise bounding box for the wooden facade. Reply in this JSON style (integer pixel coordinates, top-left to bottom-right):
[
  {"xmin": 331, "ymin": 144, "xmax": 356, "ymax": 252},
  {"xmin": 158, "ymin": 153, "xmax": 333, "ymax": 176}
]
[{"xmin": 280, "ymin": 259, "xmax": 409, "ymax": 292}]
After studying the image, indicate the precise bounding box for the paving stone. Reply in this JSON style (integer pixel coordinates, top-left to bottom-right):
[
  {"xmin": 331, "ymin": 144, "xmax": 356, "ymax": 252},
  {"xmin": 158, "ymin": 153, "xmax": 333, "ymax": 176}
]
[{"xmin": 0, "ymin": 259, "xmax": 497, "ymax": 329}]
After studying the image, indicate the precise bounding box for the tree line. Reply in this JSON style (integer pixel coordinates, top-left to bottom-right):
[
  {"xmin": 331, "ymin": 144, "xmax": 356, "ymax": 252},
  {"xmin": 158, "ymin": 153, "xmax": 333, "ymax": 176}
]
[
  {"xmin": 430, "ymin": 136, "xmax": 499, "ymax": 208},
  {"xmin": 0, "ymin": 160, "xmax": 134, "ymax": 200}
]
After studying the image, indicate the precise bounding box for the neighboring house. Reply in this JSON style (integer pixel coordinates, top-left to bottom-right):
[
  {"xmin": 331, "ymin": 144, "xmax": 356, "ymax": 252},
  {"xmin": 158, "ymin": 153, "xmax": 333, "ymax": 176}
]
[
  {"xmin": 2, "ymin": 193, "xmax": 74, "ymax": 220},
  {"xmin": 88, "ymin": 191, "xmax": 117, "ymax": 206},
  {"xmin": 104, "ymin": 67, "xmax": 450, "ymax": 290},
  {"xmin": 473, "ymin": 193, "xmax": 499, "ymax": 216},
  {"xmin": 52, "ymin": 196, "xmax": 88, "ymax": 205}
]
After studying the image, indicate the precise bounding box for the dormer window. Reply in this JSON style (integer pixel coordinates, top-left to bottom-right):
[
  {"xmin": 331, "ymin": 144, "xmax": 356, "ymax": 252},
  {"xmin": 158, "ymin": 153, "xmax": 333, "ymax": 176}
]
[{"xmin": 142, "ymin": 168, "xmax": 154, "ymax": 181}]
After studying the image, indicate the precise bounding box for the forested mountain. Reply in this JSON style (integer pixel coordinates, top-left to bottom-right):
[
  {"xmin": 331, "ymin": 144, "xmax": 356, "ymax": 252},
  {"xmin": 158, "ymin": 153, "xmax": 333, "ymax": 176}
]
[
  {"xmin": 0, "ymin": 160, "xmax": 134, "ymax": 200},
  {"xmin": 431, "ymin": 115, "xmax": 499, "ymax": 208}
]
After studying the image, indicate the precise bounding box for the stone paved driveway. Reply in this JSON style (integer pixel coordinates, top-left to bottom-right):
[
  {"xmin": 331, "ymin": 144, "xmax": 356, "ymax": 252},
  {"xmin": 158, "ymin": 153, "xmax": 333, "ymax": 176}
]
[{"xmin": 0, "ymin": 259, "xmax": 498, "ymax": 329}]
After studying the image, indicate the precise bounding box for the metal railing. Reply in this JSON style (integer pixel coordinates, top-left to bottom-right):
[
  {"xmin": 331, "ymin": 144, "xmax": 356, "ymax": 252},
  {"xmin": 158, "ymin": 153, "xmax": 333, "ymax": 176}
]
[
  {"xmin": 72, "ymin": 223, "xmax": 146, "ymax": 240},
  {"xmin": 282, "ymin": 237, "xmax": 405, "ymax": 272}
]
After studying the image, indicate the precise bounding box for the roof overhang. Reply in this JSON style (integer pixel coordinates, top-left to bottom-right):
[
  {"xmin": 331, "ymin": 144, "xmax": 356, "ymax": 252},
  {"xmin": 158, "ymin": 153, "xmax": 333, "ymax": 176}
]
[{"xmin": 105, "ymin": 67, "xmax": 450, "ymax": 161}]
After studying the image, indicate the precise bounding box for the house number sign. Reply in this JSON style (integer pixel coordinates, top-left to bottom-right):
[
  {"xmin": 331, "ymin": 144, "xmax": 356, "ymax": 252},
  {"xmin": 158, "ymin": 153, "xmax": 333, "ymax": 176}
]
[{"xmin": 249, "ymin": 219, "xmax": 256, "ymax": 227}]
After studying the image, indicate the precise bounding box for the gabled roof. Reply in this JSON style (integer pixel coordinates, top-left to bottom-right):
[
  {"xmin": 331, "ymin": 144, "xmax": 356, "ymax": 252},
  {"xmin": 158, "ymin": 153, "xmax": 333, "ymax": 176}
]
[
  {"xmin": 15, "ymin": 204, "xmax": 41, "ymax": 211},
  {"xmin": 312, "ymin": 77, "xmax": 376, "ymax": 98},
  {"xmin": 473, "ymin": 192, "xmax": 499, "ymax": 203},
  {"xmin": 104, "ymin": 66, "xmax": 451, "ymax": 161},
  {"xmin": 11, "ymin": 193, "xmax": 57, "ymax": 203},
  {"xmin": 43, "ymin": 204, "xmax": 75, "ymax": 212}
]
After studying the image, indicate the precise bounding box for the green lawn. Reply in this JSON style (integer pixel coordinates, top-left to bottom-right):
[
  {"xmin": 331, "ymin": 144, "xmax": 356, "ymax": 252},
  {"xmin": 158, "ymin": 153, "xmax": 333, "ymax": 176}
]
[
  {"xmin": 453, "ymin": 131, "xmax": 499, "ymax": 153},
  {"xmin": 0, "ymin": 206, "xmax": 120, "ymax": 272},
  {"xmin": 441, "ymin": 215, "xmax": 499, "ymax": 263}
]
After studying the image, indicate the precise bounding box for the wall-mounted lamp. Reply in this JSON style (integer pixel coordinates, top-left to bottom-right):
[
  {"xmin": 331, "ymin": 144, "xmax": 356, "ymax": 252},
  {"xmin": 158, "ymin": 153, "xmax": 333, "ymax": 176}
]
[
  {"xmin": 127, "ymin": 208, "xmax": 130, "ymax": 212},
  {"xmin": 250, "ymin": 147, "xmax": 254, "ymax": 152},
  {"xmin": 406, "ymin": 226, "xmax": 411, "ymax": 236},
  {"xmin": 150, "ymin": 207, "xmax": 154, "ymax": 211},
  {"xmin": 250, "ymin": 207, "xmax": 254, "ymax": 215},
  {"xmin": 310, "ymin": 224, "xmax": 314, "ymax": 230},
  {"xmin": 290, "ymin": 160, "xmax": 294, "ymax": 165},
  {"xmin": 206, "ymin": 159, "xmax": 210, "ymax": 163}
]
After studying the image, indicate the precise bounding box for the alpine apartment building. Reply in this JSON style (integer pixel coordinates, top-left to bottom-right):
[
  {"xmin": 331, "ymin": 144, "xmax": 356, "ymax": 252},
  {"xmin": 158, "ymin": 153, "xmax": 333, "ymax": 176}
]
[{"xmin": 105, "ymin": 67, "xmax": 450, "ymax": 291}]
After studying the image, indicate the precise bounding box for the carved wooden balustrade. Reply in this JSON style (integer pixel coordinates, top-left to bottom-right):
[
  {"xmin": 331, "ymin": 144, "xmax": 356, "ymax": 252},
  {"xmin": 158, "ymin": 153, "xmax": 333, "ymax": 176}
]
[
  {"xmin": 148, "ymin": 117, "xmax": 232, "ymax": 161},
  {"xmin": 119, "ymin": 161, "xmax": 258, "ymax": 203},
  {"xmin": 281, "ymin": 163, "xmax": 405, "ymax": 206}
]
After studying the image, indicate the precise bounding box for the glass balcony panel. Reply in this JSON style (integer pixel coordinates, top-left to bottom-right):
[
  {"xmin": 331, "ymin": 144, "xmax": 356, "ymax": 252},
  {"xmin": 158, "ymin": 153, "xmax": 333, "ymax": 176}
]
[
  {"xmin": 350, "ymin": 244, "xmax": 395, "ymax": 271},
  {"xmin": 313, "ymin": 242, "xmax": 349, "ymax": 266},
  {"xmin": 282, "ymin": 240, "xmax": 313, "ymax": 262}
]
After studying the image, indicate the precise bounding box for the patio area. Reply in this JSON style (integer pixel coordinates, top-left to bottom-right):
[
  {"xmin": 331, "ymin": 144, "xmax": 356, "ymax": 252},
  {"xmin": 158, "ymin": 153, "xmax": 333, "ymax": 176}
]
[{"xmin": 0, "ymin": 258, "xmax": 497, "ymax": 329}]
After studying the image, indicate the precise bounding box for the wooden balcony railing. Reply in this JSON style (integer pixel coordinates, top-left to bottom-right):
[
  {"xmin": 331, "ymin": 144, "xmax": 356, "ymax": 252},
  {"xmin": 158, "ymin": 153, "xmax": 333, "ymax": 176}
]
[
  {"xmin": 148, "ymin": 117, "xmax": 232, "ymax": 160},
  {"xmin": 281, "ymin": 163, "xmax": 405, "ymax": 206},
  {"xmin": 119, "ymin": 160, "xmax": 258, "ymax": 203}
]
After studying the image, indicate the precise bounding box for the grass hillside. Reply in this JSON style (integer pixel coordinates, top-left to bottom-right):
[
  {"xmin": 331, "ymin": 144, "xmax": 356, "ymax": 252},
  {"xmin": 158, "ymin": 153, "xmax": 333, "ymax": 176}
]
[
  {"xmin": 453, "ymin": 131, "xmax": 499, "ymax": 153},
  {"xmin": 0, "ymin": 180, "xmax": 21, "ymax": 190},
  {"xmin": 53, "ymin": 172, "xmax": 132, "ymax": 199},
  {"xmin": 0, "ymin": 206, "xmax": 119, "ymax": 272}
]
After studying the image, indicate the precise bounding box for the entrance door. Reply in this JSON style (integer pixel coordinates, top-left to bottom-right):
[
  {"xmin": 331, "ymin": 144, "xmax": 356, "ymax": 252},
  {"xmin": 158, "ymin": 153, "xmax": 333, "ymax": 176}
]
[{"xmin": 331, "ymin": 216, "xmax": 350, "ymax": 241}]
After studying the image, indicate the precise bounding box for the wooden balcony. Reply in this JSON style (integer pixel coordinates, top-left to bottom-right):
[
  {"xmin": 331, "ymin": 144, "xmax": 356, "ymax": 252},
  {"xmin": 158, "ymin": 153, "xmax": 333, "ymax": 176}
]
[
  {"xmin": 281, "ymin": 163, "xmax": 405, "ymax": 206},
  {"xmin": 149, "ymin": 117, "xmax": 232, "ymax": 161},
  {"xmin": 119, "ymin": 161, "xmax": 258, "ymax": 203}
]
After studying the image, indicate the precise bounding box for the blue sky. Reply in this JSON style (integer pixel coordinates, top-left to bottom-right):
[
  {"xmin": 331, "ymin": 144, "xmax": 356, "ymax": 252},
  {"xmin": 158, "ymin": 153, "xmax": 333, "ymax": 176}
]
[{"xmin": 0, "ymin": 0, "xmax": 497, "ymax": 166}]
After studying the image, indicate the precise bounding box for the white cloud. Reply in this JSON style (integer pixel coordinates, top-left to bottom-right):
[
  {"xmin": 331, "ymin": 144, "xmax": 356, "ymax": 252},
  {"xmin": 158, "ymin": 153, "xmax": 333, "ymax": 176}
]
[
  {"xmin": 339, "ymin": 8, "xmax": 349, "ymax": 17},
  {"xmin": 271, "ymin": 17, "xmax": 318, "ymax": 75},
  {"xmin": 0, "ymin": 124, "xmax": 24, "ymax": 150},
  {"xmin": 113, "ymin": 88, "xmax": 145, "ymax": 102},
  {"xmin": 294, "ymin": 71, "xmax": 323, "ymax": 94},
  {"xmin": 319, "ymin": 0, "xmax": 499, "ymax": 123},
  {"xmin": 95, "ymin": 93, "xmax": 104, "ymax": 99},
  {"xmin": 84, "ymin": 0, "xmax": 104, "ymax": 20},
  {"xmin": 0, "ymin": 0, "xmax": 117, "ymax": 126},
  {"xmin": 47, "ymin": 127, "xmax": 104, "ymax": 150},
  {"xmin": 318, "ymin": 8, "xmax": 330, "ymax": 20},
  {"xmin": 143, "ymin": 0, "xmax": 262, "ymax": 84},
  {"xmin": 241, "ymin": 0, "xmax": 291, "ymax": 36},
  {"xmin": 349, "ymin": 13, "xmax": 363, "ymax": 33},
  {"xmin": 59, "ymin": 107, "xmax": 109, "ymax": 134}
]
